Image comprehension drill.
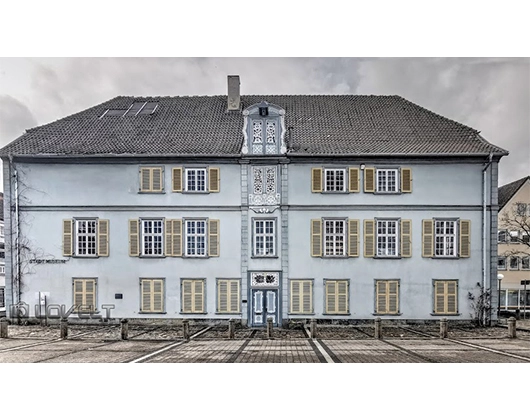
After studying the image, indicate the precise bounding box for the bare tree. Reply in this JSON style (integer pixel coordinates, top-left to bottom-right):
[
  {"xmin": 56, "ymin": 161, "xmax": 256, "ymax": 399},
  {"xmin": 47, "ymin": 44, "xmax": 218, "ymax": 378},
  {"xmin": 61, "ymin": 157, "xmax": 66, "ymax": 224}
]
[{"xmin": 499, "ymin": 202, "xmax": 530, "ymax": 257}]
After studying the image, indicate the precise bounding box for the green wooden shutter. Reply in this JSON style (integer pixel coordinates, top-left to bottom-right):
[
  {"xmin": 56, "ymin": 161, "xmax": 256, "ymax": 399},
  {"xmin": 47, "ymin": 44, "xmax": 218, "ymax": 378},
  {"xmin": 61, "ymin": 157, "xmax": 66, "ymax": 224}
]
[
  {"xmin": 459, "ymin": 220, "xmax": 471, "ymax": 258},
  {"xmin": 209, "ymin": 167, "xmax": 220, "ymax": 192},
  {"xmin": 401, "ymin": 219, "xmax": 412, "ymax": 257},
  {"xmin": 349, "ymin": 167, "xmax": 360, "ymax": 192},
  {"xmin": 208, "ymin": 219, "xmax": 220, "ymax": 257},
  {"xmin": 422, "ymin": 219, "xmax": 434, "ymax": 257},
  {"xmin": 172, "ymin": 167, "xmax": 183, "ymax": 192},
  {"xmin": 129, "ymin": 219, "xmax": 139, "ymax": 257},
  {"xmin": 364, "ymin": 168, "xmax": 375, "ymax": 192},
  {"xmin": 348, "ymin": 219, "xmax": 360, "ymax": 257},
  {"xmin": 63, "ymin": 219, "xmax": 73, "ymax": 256},
  {"xmin": 364, "ymin": 219, "xmax": 375, "ymax": 257},
  {"xmin": 97, "ymin": 219, "xmax": 109, "ymax": 257},
  {"xmin": 311, "ymin": 219, "xmax": 322, "ymax": 257},
  {"xmin": 312, "ymin": 168, "xmax": 323, "ymax": 192}
]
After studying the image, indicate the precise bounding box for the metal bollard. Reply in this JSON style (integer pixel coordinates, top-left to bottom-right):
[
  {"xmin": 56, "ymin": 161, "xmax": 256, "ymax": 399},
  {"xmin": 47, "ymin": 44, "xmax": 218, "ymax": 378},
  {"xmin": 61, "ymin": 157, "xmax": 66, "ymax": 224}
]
[
  {"xmin": 0, "ymin": 318, "xmax": 8, "ymax": 338},
  {"xmin": 60, "ymin": 318, "xmax": 68, "ymax": 339},
  {"xmin": 183, "ymin": 319, "xmax": 190, "ymax": 340},
  {"xmin": 267, "ymin": 317, "xmax": 273, "ymax": 339},
  {"xmin": 374, "ymin": 317, "xmax": 382, "ymax": 339},
  {"xmin": 228, "ymin": 319, "xmax": 235, "ymax": 339},
  {"xmin": 310, "ymin": 318, "xmax": 317, "ymax": 339},
  {"xmin": 508, "ymin": 317, "xmax": 516, "ymax": 338},
  {"xmin": 121, "ymin": 319, "xmax": 129, "ymax": 340},
  {"xmin": 440, "ymin": 318, "xmax": 448, "ymax": 339}
]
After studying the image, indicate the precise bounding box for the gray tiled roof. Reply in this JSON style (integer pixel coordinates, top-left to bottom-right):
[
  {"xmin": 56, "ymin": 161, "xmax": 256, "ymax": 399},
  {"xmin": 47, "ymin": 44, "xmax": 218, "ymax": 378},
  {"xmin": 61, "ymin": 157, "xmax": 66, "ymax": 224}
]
[
  {"xmin": 0, "ymin": 95, "xmax": 509, "ymax": 157},
  {"xmin": 498, "ymin": 176, "xmax": 530, "ymax": 210}
]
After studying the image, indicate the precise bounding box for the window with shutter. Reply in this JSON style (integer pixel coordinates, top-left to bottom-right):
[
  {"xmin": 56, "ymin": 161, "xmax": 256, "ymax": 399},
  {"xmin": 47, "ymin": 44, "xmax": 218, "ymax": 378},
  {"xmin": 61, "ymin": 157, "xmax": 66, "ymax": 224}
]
[
  {"xmin": 181, "ymin": 279, "xmax": 206, "ymax": 314},
  {"xmin": 311, "ymin": 168, "xmax": 323, "ymax": 193},
  {"xmin": 311, "ymin": 219, "xmax": 322, "ymax": 257},
  {"xmin": 375, "ymin": 280, "xmax": 400, "ymax": 315},
  {"xmin": 140, "ymin": 279, "xmax": 165, "ymax": 313},
  {"xmin": 325, "ymin": 280, "xmax": 349, "ymax": 314},
  {"xmin": 73, "ymin": 279, "xmax": 97, "ymax": 313},
  {"xmin": 364, "ymin": 219, "xmax": 375, "ymax": 257},
  {"xmin": 67, "ymin": 219, "xmax": 110, "ymax": 258},
  {"xmin": 217, "ymin": 279, "xmax": 240, "ymax": 313},
  {"xmin": 348, "ymin": 219, "xmax": 360, "ymax": 257},
  {"xmin": 290, "ymin": 280, "xmax": 313, "ymax": 314},
  {"xmin": 139, "ymin": 166, "xmax": 164, "ymax": 193},
  {"xmin": 433, "ymin": 280, "xmax": 458, "ymax": 315}
]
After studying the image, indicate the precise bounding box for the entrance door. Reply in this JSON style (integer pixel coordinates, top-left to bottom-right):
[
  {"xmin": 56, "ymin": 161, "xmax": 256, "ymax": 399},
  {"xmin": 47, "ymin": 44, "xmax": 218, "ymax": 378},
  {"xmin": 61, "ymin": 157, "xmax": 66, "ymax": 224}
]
[{"xmin": 251, "ymin": 289, "xmax": 278, "ymax": 326}]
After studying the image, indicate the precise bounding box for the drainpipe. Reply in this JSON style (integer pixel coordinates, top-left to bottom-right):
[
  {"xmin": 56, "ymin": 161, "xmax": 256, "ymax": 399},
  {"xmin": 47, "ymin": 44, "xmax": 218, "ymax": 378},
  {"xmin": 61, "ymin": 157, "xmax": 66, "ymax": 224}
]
[
  {"xmin": 482, "ymin": 153, "xmax": 493, "ymax": 325},
  {"xmin": 8, "ymin": 155, "xmax": 20, "ymax": 307}
]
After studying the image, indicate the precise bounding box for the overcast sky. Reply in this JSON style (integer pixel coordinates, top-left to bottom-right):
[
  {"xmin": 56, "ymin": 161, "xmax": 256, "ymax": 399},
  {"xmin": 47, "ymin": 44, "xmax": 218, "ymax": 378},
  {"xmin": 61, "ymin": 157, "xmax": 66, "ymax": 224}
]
[{"xmin": 0, "ymin": 57, "xmax": 528, "ymax": 188}]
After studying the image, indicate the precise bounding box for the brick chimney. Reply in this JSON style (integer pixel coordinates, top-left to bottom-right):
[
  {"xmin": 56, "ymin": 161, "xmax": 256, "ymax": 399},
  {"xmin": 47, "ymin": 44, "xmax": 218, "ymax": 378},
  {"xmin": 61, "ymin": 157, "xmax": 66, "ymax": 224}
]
[{"xmin": 227, "ymin": 75, "xmax": 240, "ymax": 111}]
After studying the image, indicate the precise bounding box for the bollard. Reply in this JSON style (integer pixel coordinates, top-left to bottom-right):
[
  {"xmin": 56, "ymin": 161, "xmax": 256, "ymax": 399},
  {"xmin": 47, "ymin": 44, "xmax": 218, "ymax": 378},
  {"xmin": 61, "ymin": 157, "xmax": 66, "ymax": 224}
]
[
  {"xmin": 310, "ymin": 318, "xmax": 317, "ymax": 339},
  {"xmin": 228, "ymin": 319, "xmax": 235, "ymax": 339},
  {"xmin": 508, "ymin": 317, "xmax": 516, "ymax": 338},
  {"xmin": 0, "ymin": 318, "xmax": 8, "ymax": 339},
  {"xmin": 183, "ymin": 320, "xmax": 190, "ymax": 340},
  {"xmin": 440, "ymin": 318, "xmax": 448, "ymax": 339},
  {"xmin": 374, "ymin": 317, "xmax": 382, "ymax": 339},
  {"xmin": 121, "ymin": 318, "xmax": 129, "ymax": 340},
  {"xmin": 60, "ymin": 318, "xmax": 68, "ymax": 339},
  {"xmin": 267, "ymin": 317, "xmax": 273, "ymax": 339}
]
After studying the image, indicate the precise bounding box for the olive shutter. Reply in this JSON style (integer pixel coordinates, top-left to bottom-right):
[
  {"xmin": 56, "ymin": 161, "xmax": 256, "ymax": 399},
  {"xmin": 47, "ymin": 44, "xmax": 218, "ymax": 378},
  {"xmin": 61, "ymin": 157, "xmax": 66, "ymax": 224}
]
[
  {"xmin": 165, "ymin": 219, "xmax": 173, "ymax": 256},
  {"xmin": 364, "ymin": 168, "xmax": 375, "ymax": 192},
  {"xmin": 193, "ymin": 280, "xmax": 204, "ymax": 313},
  {"xmin": 326, "ymin": 281, "xmax": 348, "ymax": 314},
  {"xmin": 434, "ymin": 281, "xmax": 445, "ymax": 314},
  {"xmin": 401, "ymin": 219, "xmax": 412, "ymax": 257},
  {"xmin": 151, "ymin": 167, "xmax": 163, "ymax": 192},
  {"xmin": 459, "ymin": 220, "xmax": 471, "ymax": 258},
  {"xmin": 140, "ymin": 168, "xmax": 151, "ymax": 192},
  {"xmin": 141, "ymin": 280, "xmax": 151, "ymax": 312},
  {"xmin": 311, "ymin": 219, "xmax": 322, "ymax": 257},
  {"xmin": 74, "ymin": 279, "xmax": 96, "ymax": 312},
  {"xmin": 218, "ymin": 280, "xmax": 239, "ymax": 313},
  {"xmin": 422, "ymin": 219, "xmax": 434, "ymax": 257},
  {"xmin": 208, "ymin": 219, "xmax": 220, "ymax": 257},
  {"xmin": 348, "ymin": 219, "xmax": 360, "ymax": 257},
  {"xmin": 376, "ymin": 281, "xmax": 387, "ymax": 314},
  {"xmin": 337, "ymin": 281, "xmax": 348, "ymax": 313},
  {"xmin": 401, "ymin": 168, "xmax": 412, "ymax": 193},
  {"xmin": 171, "ymin": 219, "xmax": 183, "ymax": 257},
  {"xmin": 218, "ymin": 280, "xmax": 228, "ymax": 312},
  {"xmin": 312, "ymin": 168, "xmax": 323, "ymax": 193},
  {"xmin": 209, "ymin": 167, "xmax": 220, "ymax": 192},
  {"xmin": 364, "ymin": 219, "xmax": 375, "ymax": 257},
  {"xmin": 85, "ymin": 280, "xmax": 96, "ymax": 311},
  {"xmin": 302, "ymin": 281, "xmax": 312, "ymax": 313},
  {"xmin": 388, "ymin": 281, "xmax": 399, "ymax": 313},
  {"xmin": 73, "ymin": 279, "xmax": 84, "ymax": 308},
  {"xmin": 291, "ymin": 281, "xmax": 300, "ymax": 313},
  {"xmin": 229, "ymin": 280, "xmax": 239, "ymax": 313},
  {"xmin": 153, "ymin": 280, "xmax": 164, "ymax": 312},
  {"xmin": 97, "ymin": 219, "xmax": 109, "ymax": 257},
  {"xmin": 326, "ymin": 281, "xmax": 336, "ymax": 313},
  {"xmin": 129, "ymin": 219, "xmax": 139, "ymax": 257},
  {"xmin": 348, "ymin": 167, "xmax": 360, "ymax": 192},
  {"xmin": 182, "ymin": 280, "xmax": 193, "ymax": 313},
  {"xmin": 63, "ymin": 219, "xmax": 73, "ymax": 256},
  {"xmin": 172, "ymin": 167, "xmax": 183, "ymax": 192},
  {"xmin": 434, "ymin": 281, "xmax": 458, "ymax": 314}
]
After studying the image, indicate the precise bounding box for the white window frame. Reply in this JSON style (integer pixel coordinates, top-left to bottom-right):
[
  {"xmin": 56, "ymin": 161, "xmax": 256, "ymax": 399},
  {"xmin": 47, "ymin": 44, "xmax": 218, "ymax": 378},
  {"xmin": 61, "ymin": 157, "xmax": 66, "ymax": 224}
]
[
  {"xmin": 509, "ymin": 231, "xmax": 520, "ymax": 243},
  {"xmin": 185, "ymin": 168, "xmax": 207, "ymax": 192},
  {"xmin": 74, "ymin": 219, "xmax": 98, "ymax": 257},
  {"xmin": 324, "ymin": 168, "xmax": 346, "ymax": 192},
  {"xmin": 185, "ymin": 219, "xmax": 207, "ymax": 257},
  {"xmin": 509, "ymin": 256, "xmax": 520, "ymax": 270},
  {"xmin": 141, "ymin": 219, "xmax": 164, "ymax": 256},
  {"xmin": 434, "ymin": 219, "xmax": 457, "ymax": 257},
  {"xmin": 376, "ymin": 219, "xmax": 399, "ymax": 257},
  {"xmin": 324, "ymin": 219, "xmax": 346, "ymax": 257},
  {"xmin": 376, "ymin": 168, "xmax": 399, "ymax": 193},
  {"xmin": 0, "ymin": 265, "xmax": 5, "ymax": 274},
  {"xmin": 498, "ymin": 230, "xmax": 508, "ymax": 243},
  {"xmin": 516, "ymin": 203, "xmax": 528, "ymax": 216},
  {"xmin": 498, "ymin": 257, "xmax": 507, "ymax": 270},
  {"xmin": 253, "ymin": 219, "xmax": 276, "ymax": 257},
  {"xmin": 521, "ymin": 256, "xmax": 530, "ymax": 270}
]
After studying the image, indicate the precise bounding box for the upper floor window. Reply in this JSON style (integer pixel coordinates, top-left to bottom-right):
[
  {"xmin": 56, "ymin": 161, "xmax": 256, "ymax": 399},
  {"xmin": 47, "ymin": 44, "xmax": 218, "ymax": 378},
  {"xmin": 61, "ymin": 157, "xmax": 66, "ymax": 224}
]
[
  {"xmin": 422, "ymin": 219, "xmax": 470, "ymax": 258},
  {"xmin": 172, "ymin": 167, "xmax": 220, "ymax": 193},
  {"xmin": 377, "ymin": 169, "xmax": 399, "ymax": 193},
  {"xmin": 324, "ymin": 219, "xmax": 346, "ymax": 257},
  {"xmin": 325, "ymin": 169, "xmax": 346, "ymax": 192},
  {"xmin": 139, "ymin": 166, "xmax": 164, "ymax": 193},
  {"xmin": 243, "ymin": 102, "xmax": 285, "ymax": 156},
  {"xmin": 141, "ymin": 219, "xmax": 164, "ymax": 256},
  {"xmin": 185, "ymin": 220, "xmax": 207, "ymax": 257},
  {"xmin": 377, "ymin": 220, "xmax": 399, "ymax": 257},
  {"xmin": 63, "ymin": 218, "xmax": 109, "ymax": 257},
  {"xmin": 185, "ymin": 168, "xmax": 207, "ymax": 192},
  {"xmin": 75, "ymin": 219, "xmax": 97, "ymax": 256},
  {"xmin": 364, "ymin": 167, "xmax": 412, "ymax": 194},
  {"xmin": 253, "ymin": 219, "xmax": 276, "ymax": 257},
  {"xmin": 252, "ymin": 118, "xmax": 278, "ymax": 154},
  {"xmin": 312, "ymin": 167, "xmax": 359, "ymax": 193},
  {"xmin": 516, "ymin": 203, "xmax": 528, "ymax": 216},
  {"xmin": 498, "ymin": 230, "xmax": 508, "ymax": 243},
  {"xmin": 434, "ymin": 220, "xmax": 457, "ymax": 257}
]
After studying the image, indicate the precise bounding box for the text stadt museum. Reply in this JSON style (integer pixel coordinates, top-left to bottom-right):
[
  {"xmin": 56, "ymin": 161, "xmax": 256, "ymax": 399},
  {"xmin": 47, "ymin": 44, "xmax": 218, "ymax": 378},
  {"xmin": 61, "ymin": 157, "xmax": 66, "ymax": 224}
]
[{"xmin": 0, "ymin": 76, "xmax": 508, "ymax": 326}]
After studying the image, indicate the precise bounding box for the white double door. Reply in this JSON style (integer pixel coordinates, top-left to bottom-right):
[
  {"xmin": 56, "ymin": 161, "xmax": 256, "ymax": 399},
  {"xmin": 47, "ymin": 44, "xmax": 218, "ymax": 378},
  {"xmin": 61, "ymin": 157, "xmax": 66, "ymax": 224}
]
[{"xmin": 251, "ymin": 289, "xmax": 278, "ymax": 326}]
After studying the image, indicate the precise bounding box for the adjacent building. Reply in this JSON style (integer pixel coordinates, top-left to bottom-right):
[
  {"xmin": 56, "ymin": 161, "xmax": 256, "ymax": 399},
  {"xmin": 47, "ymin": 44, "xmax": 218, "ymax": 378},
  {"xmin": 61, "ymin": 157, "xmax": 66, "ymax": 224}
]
[
  {"xmin": 0, "ymin": 192, "xmax": 4, "ymax": 313},
  {"xmin": 0, "ymin": 76, "xmax": 508, "ymax": 325},
  {"xmin": 497, "ymin": 176, "xmax": 530, "ymax": 313}
]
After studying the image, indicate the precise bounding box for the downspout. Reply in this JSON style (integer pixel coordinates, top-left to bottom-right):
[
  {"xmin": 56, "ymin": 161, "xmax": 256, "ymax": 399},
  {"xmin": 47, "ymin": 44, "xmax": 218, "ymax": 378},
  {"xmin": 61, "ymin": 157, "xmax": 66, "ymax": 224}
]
[
  {"xmin": 8, "ymin": 155, "xmax": 20, "ymax": 307},
  {"xmin": 482, "ymin": 152, "xmax": 493, "ymax": 325}
]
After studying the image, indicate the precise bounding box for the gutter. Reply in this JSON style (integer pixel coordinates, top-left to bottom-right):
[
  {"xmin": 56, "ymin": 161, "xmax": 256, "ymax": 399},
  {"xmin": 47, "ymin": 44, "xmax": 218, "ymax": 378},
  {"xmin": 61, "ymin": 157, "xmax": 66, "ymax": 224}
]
[
  {"xmin": 8, "ymin": 155, "xmax": 20, "ymax": 308},
  {"xmin": 482, "ymin": 152, "xmax": 493, "ymax": 324}
]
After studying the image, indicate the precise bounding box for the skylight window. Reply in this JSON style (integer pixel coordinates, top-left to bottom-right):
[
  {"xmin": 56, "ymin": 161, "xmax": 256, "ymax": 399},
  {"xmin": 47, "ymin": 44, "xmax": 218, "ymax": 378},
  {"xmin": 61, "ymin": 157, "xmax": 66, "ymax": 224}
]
[{"xmin": 100, "ymin": 101, "xmax": 158, "ymax": 118}]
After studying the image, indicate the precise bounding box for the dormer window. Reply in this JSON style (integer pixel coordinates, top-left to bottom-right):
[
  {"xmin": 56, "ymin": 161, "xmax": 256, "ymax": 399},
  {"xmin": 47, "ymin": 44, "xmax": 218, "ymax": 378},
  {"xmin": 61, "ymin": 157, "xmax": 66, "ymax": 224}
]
[{"xmin": 243, "ymin": 101, "xmax": 286, "ymax": 155}]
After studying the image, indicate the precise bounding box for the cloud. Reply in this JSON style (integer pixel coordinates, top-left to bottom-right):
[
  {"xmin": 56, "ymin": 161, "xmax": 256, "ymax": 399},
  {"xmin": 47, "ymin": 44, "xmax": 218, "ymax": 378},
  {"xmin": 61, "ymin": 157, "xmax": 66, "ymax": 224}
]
[{"xmin": 0, "ymin": 95, "xmax": 38, "ymax": 147}]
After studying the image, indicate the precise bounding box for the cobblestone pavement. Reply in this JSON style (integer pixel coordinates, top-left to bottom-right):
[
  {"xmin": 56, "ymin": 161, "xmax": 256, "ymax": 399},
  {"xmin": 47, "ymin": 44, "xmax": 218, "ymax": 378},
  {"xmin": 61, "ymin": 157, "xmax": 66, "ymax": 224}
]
[{"xmin": 2, "ymin": 324, "xmax": 530, "ymax": 363}]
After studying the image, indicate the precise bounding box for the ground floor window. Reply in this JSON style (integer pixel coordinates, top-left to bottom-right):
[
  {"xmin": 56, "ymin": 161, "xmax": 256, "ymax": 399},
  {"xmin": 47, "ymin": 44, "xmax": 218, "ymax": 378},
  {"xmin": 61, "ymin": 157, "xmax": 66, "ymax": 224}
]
[
  {"xmin": 140, "ymin": 279, "xmax": 165, "ymax": 313},
  {"xmin": 217, "ymin": 279, "xmax": 240, "ymax": 313},
  {"xmin": 499, "ymin": 289, "xmax": 530, "ymax": 310},
  {"xmin": 375, "ymin": 280, "xmax": 399, "ymax": 314},
  {"xmin": 324, "ymin": 280, "xmax": 349, "ymax": 314},
  {"xmin": 0, "ymin": 287, "xmax": 5, "ymax": 307},
  {"xmin": 290, "ymin": 280, "xmax": 313, "ymax": 314},
  {"xmin": 73, "ymin": 279, "xmax": 96, "ymax": 312},
  {"xmin": 433, "ymin": 280, "xmax": 458, "ymax": 315},
  {"xmin": 182, "ymin": 279, "xmax": 205, "ymax": 313}
]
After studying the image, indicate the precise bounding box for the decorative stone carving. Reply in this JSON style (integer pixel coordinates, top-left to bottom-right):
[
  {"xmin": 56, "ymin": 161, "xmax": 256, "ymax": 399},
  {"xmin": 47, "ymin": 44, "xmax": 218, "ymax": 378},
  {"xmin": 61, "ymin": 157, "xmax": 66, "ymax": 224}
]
[{"xmin": 251, "ymin": 272, "xmax": 279, "ymax": 287}]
